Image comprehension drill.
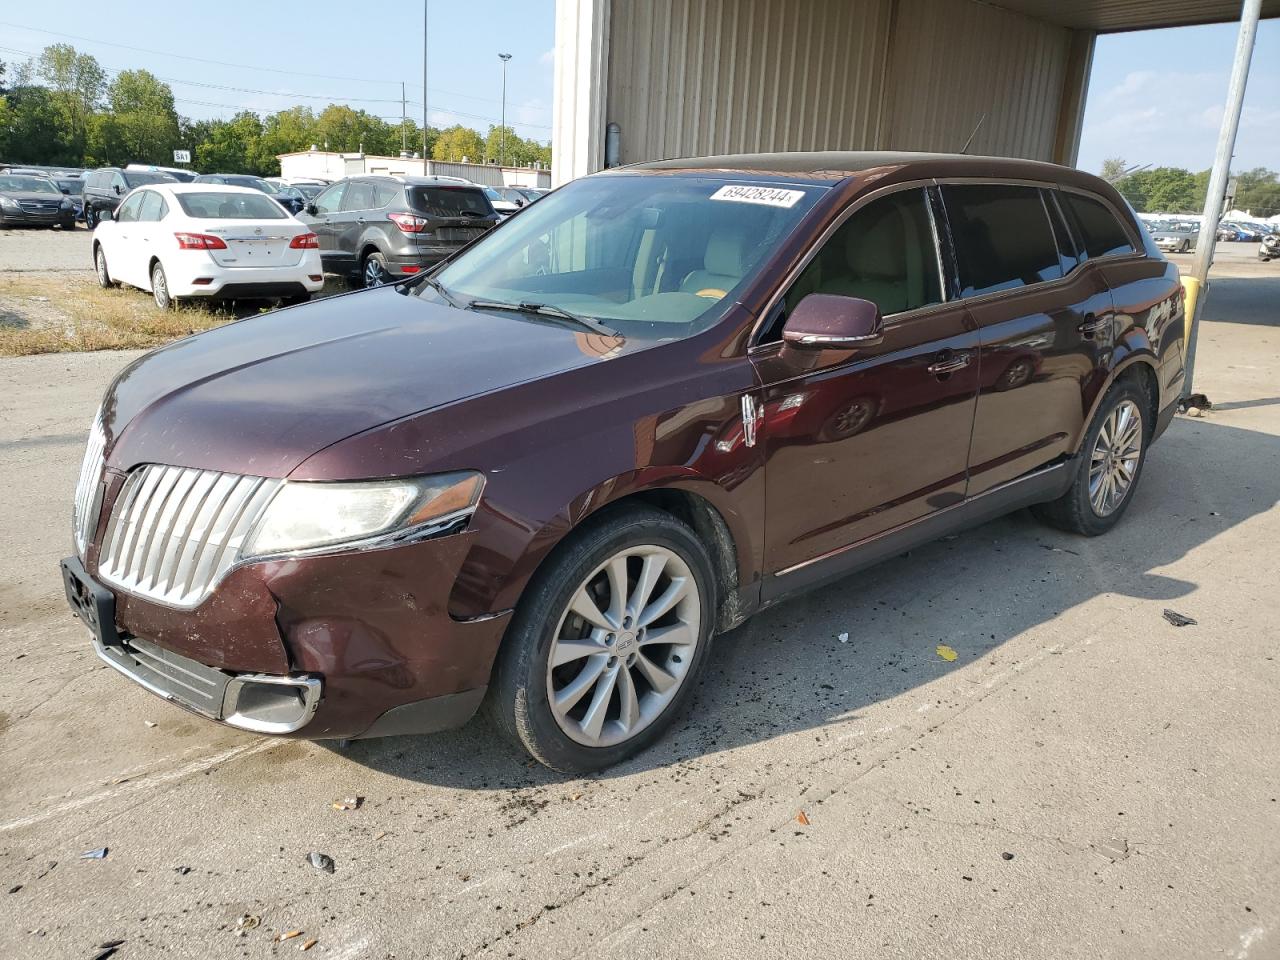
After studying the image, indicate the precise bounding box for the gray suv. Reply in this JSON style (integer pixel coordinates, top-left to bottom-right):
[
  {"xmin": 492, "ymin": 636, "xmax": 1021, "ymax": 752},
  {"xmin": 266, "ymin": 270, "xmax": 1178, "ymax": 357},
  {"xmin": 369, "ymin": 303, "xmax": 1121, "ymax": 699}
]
[{"xmin": 297, "ymin": 176, "xmax": 500, "ymax": 286}]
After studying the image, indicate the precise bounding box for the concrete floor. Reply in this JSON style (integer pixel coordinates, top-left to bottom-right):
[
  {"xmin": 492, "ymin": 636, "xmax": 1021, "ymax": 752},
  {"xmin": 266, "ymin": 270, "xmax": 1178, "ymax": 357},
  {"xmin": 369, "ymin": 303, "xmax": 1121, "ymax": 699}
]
[{"xmin": 1, "ymin": 251, "xmax": 1277, "ymax": 959}]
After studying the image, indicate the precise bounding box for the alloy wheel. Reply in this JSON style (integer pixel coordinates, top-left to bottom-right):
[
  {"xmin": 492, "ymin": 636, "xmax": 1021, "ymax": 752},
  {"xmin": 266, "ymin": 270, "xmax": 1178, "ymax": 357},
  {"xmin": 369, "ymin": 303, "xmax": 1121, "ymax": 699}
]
[
  {"xmin": 363, "ymin": 256, "xmax": 388, "ymax": 287},
  {"xmin": 1088, "ymin": 399, "xmax": 1143, "ymax": 517},
  {"xmin": 95, "ymin": 249, "xmax": 108, "ymax": 286},
  {"xmin": 545, "ymin": 545, "xmax": 701, "ymax": 748}
]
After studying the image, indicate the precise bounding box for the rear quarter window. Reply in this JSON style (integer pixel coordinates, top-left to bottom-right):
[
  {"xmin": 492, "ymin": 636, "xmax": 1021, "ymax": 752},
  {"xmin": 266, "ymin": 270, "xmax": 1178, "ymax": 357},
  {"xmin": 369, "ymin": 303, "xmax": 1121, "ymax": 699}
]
[
  {"xmin": 411, "ymin": 186, "xmax": 493, "ymax": 218},
  {"xmin": 1061, "ymin": 192, "xmax": 1135, "ymax": 259},
  {"xmin": 943, "ymin": 184, "xmax": 1064, "ymax": 298}
]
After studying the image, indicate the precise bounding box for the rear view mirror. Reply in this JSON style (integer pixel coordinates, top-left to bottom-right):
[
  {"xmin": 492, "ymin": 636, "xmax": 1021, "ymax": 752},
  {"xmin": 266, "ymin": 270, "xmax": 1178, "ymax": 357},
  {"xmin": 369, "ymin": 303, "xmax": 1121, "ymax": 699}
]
[{"xmin": 782, "ymin": 294, "xmax": 884, "ymax": 350}]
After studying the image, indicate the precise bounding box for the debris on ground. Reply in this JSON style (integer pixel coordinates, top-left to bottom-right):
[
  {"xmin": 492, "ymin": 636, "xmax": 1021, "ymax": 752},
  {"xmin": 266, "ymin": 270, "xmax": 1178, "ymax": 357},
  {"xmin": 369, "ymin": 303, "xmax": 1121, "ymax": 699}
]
[
  {"xmin": 1001, "ymin": 851, "xmax": 1015, "ymax": 861},
  {"xmin": 796, "ymin": 811, "xmax": 810, "ymax": 826},
  {"xmin": 1163, "ymin": 609, "xmax": 1197, "ymax": 627},
  {"xmin": 144, "ymin": 720, "xmax": 157, "ymax": 728},
  {"xmin": 174, "ymin": 866, "xmax": 191, "ymax": 875},
  {"xmin": 332, "ymin": 796, "xmax": 363, "ymax": 811},
  {"xmin": 373, "ymin": 831, "xmax": 388, "ymax": 841},
  {"xmin": 838, "ymin": 632, "xmax": 849, "ymax": 643},
  {"xmin": 92, "ymin": 946, "xmax": 121, "ymax": 960},
  {"xmin": 1092, "ymin": 837, "xmax": 1131, "ymax": 862},
  {"xmin": 307, "ymin": 851, "xmax": 335, "ymax": 874},
  {"xmin": 80, "ymin": 847, "xmax": 108, "ymax": 860},
  {"xmin": 936, "ymin": 644, "xmax": 958, "ymax": 662},
  {"xmin": 301, "ymin": 937, "xmax": 319, "ymax": 951},
  {"xmin": 278, "ymin": 930, "xmax": 304, "ymax": 942},
  {"xmin": 236, "ymin": 915, "xmax": 260, "ymax": 931}
]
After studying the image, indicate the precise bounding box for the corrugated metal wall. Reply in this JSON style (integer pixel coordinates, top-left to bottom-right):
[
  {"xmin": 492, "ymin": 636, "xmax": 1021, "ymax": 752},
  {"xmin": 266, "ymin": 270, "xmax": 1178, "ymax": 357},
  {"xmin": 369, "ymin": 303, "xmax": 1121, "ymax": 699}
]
[
  {"xmin": 598, "ymin": 0, "xmax": 1078, "ymax": 168},
  {"xmin": 606, "ymin": 0, "xmax": 894, "ymax": 164},
  {"xmin": 882, "ymin": 0, "xmax": 1072, "ymax": 159}
]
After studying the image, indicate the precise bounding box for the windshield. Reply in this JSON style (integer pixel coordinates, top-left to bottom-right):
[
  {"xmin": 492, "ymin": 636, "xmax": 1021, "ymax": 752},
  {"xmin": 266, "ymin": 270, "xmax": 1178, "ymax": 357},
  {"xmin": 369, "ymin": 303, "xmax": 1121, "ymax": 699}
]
[
  {"xmin": 430, "ymin": 174, "xmax": 826, "ymax": 338},
  {"xmin": 123, "ymin": 171, "xmax": 177, "ymax": 187},
  {"xmin": 293, "ymin": 183, "xmax": 324, "ymax": 199},
  {"xmin": 176, "ymin": 191, "xmax": 288, "ymax": 219},
  {"xmin": 56, "ymin": 179, "xmax": 83, "ymax": 194},
  {"xmin": 482, "ymin": 186, "xmax": 509, "ymax": 203},
  {"xmin": 0, "ymin": 175, "xmax": 61, "ymax": 194},
  {"xmin": 226, "ymin": 176, "xmax": 274, "ymax": 193}
]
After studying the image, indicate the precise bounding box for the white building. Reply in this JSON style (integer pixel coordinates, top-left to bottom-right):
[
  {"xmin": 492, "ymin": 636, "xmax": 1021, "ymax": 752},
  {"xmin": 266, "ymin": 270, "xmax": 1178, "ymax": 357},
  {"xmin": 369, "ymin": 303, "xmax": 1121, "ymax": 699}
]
[{"xmin": 276, "ymin": 150, "xmax": 552, "ymax": 188}]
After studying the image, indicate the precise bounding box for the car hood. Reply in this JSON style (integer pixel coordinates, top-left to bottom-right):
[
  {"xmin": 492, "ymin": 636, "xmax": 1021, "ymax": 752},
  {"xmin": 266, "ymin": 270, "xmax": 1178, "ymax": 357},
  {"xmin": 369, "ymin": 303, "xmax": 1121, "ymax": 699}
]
[
  {"xmin": 104, "ymin": 285, "xmax": 641, "ymax": 478},
  {"xmin": 2, "ymin": 190, "xmax": 66, "ymax": 202}
]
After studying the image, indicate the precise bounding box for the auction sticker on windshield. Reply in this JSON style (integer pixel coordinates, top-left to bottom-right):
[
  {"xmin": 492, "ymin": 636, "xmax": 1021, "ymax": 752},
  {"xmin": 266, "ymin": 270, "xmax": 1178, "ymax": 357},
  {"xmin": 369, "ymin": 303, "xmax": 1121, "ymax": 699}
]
[{"xmin": 710, "ymin": 184, "xmax": 806, "ymax": 208}]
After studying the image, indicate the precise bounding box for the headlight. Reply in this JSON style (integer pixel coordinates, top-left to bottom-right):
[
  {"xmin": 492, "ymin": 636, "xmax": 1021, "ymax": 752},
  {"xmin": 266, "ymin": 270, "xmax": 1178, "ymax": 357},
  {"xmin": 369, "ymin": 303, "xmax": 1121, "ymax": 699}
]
[
  {"xmin": 244, "ymin": 471, "xmax": 484, "ymax": 557},
  {"xmin": 0, "ymin": 196, "xmax": 19, "ymax": 210},
  {"xmin": 61, "ymin": 198, "xmax": 73, "ymax": 209}
]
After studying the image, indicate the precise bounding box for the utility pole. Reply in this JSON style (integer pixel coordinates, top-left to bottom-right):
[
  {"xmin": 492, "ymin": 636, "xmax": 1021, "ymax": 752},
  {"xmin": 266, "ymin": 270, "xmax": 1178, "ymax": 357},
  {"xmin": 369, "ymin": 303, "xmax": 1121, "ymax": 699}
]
[
  {"xmin": 430, "ymin": 0, "xmax": 435, "ymax": 161},
  {"xmin": 499, "ymin": 53, "xmax": 512, "ymax": 166},
  {"xmin": 401, "ymin": 81, "xmax": 407, "ymax": 154},
  {"xmin": 1182, "ymin": 0, "xmax": 1262, "ymax": 408}
]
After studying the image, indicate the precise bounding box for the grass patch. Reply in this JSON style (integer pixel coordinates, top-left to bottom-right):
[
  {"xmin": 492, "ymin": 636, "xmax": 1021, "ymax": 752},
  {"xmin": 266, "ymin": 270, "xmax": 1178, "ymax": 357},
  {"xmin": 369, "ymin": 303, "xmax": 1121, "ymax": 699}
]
[{"xmin": 0, "ymin": 275, "xmax": 243, "ymax": 356}]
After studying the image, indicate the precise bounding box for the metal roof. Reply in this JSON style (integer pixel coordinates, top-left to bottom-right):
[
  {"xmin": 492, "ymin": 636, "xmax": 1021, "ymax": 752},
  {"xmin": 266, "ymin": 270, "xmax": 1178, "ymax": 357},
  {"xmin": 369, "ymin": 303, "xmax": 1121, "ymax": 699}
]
[{"xmin": 990, "ymin": 0, "xmax": 1280, "ymax": 32}]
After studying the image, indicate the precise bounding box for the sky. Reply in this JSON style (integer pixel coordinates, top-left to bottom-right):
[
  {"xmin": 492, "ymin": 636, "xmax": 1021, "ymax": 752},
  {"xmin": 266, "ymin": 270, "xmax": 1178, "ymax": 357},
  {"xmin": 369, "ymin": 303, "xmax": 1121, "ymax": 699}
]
[
  {"xmin": 1, "ymin": 4, "xmax": 1276, "ymax": 171},
  {"xmin": 1077, "ymin": 18, "xmax": 1280, "ymax": 176},
  {"xmin": 0, "ymin": 0, "xmax": 556, "ymax": 142}
]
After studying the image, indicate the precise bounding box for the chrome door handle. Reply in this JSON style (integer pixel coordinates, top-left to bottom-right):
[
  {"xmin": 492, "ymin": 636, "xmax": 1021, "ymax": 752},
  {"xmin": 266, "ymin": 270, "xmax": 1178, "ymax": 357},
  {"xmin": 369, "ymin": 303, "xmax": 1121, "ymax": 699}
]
[
  {"xmin": 927, "ymin": 353, "xmax": 972, "ymax": 376},
  {"xmin": 1079, "ymin": 314, "xmax": 1108, "ymax": 337}
]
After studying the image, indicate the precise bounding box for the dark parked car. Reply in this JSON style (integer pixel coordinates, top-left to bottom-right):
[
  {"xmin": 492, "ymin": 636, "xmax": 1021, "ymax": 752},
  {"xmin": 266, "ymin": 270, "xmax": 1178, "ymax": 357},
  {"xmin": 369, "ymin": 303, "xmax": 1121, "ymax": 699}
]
[
  {"xmin": 193, "ymin": 174, "xmax": 305, "ymax": 214},
  {"xmin": 0, "ymin": 173, "xmax": 77, "ymax": 228},
  {"xmin": 82, "ymin": 168, "xmax": 178, "ymax": 227},
  {"xmin": 61, "ymin": 152, "xmax": 1184, "ymax": 772},
  {"xmin": 296, "ymin": 175, "xmax": 500, "ymax": 286},
  {"xmin": 54, "ymin": 176, "xmax": 86, "ymax": 221}
]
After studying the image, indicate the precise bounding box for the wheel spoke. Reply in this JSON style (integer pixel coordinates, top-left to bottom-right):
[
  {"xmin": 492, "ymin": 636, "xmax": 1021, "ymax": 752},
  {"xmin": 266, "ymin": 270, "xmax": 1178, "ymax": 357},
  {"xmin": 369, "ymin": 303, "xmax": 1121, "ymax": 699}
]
[
  {"xmin": 604, "ymin": 556, "xmax": 629, "ymax": 627},
  {"xmin": 639, "ymin": 577, "xmax": 689, "ymax": 627},
  {"xmin": 579, "ymin": 665, "xmax": 619, "ymax": 741},
  {"xmin": 569, "ymin": 589, "xmax": 612, "ymax": 632},
  {"xmin": 627, "ymin": 552, "xmax": 667, "ymax": 621},
  {"xmin": 552, "ymin": 654, "xmax": 607, "ymax": 716},
  {"xmin": 633, "ymin": 651, "xmax": 677, "ymax": 694},
  {"xmin": 639, "ymin": 621, "xmax": 696, "ymax": 649},
  {"xmin": 551, "ymin": 635, "xmax": 605, "ymax": 668},
  {"xmin": 616, "ymin": 667, "xmax": 640, "ymax": 732}
]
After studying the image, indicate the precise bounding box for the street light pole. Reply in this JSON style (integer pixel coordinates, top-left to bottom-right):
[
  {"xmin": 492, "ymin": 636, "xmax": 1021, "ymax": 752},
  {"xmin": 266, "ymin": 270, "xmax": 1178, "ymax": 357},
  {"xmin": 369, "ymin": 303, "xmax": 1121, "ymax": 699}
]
[
  {"xmin": 499, "ymin": 53, "xmax": 512, "ymax": 166},
  {"xmin": 1182, "ymin": 0, "xmax": 1262, "ymax": 407},
  {"xmin": 422, "ymin": 0, "xmax": 429, "ymax": 163}
]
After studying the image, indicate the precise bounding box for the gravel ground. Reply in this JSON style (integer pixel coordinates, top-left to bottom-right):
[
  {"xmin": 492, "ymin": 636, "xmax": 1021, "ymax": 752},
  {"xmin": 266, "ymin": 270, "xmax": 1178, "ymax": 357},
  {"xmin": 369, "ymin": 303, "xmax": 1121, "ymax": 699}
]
[
  {"xmin": 0, "ymin": 237, "xmax": 1277, "ymax": 960},
  {"xmin": 0, "ymin": 224, "xmax": 92, "ymax": 272}
]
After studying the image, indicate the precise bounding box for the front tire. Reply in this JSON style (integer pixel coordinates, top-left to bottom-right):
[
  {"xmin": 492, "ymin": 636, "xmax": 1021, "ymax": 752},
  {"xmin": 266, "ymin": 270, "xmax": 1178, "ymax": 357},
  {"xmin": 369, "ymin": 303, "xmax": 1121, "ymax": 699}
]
[
  {"xmin": 151, "ymin": 262, "xmax": 176, "ymax": 310},
  {"xmin": 94, "ymin": 246, "xmax": 114, "ymax": 289},
  {"xmin": 1033, "ymin": 379, "xmax": 1149, "ymax": 536},
  {"xmin": 487, "ymin": 506, "xmax": 716, "ymax": 773},
  {"xmin": 84, "ymin": 206, "xmax": 97, "ymax": 230}
]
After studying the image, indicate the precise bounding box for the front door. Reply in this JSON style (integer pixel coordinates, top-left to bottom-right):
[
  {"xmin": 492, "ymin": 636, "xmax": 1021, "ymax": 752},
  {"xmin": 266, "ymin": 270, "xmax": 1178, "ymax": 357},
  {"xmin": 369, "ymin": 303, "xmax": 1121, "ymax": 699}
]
[
  {"xmin": 108, "ymin": 191, "xmax": 148, "ymax": 289},
  {"xmin": 300, "ymin": 181, "xmax": 347, "ymax": 271},
  {"xmin": 752, "ymin": 187, "xmax": 980, "ymax": 591},
  {"xmin": 938, "ymin": 183, "xmax": 1115, "ymax": 494}
]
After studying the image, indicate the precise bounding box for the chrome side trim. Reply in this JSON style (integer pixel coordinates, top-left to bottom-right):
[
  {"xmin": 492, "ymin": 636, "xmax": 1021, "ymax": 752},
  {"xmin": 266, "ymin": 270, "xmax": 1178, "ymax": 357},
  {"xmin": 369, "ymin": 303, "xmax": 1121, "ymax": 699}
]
[
  {"xmin": 740, "ymin": 394, "xmax": 761, "ymax": 448},
  {"xmin": 774, "ymin": 460, "xmax": 1069, "ymax": 578}
]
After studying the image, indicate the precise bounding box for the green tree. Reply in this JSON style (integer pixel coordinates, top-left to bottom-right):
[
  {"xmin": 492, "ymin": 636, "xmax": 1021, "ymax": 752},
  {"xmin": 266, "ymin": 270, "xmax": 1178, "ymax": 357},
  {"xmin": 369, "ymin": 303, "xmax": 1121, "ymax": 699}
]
[
  {"xmin": 1233, "ymin": 167, "xmax": 1280, "ymax": 218},
  {"xmin": 35, "ymin": 44, "xmax": 106, "ymax": 157},
  {"xmin": 432, "ymin": 123, "xmax": 484, "ymax": 162},
  {"xmin": 312, "ymin": 104, "xmax": 396, "ymax": 155},
  {"xmin": 87, "ymin": 69, "xmax": 181, "ymax": 165},
  {"xmin": 195, "ymin": 111, "xmax": 268, "ymax": 175},
  {"xmin": 260, "ymin": 105, "xmax": 318, "ymax": 160},
  {"xmin": 2, "ymin": 85, "xmax": 76, "ymax": 164},
  {"xmin": 1144, "ymin": 167, "xmax": 1200, "ymax": 213}
]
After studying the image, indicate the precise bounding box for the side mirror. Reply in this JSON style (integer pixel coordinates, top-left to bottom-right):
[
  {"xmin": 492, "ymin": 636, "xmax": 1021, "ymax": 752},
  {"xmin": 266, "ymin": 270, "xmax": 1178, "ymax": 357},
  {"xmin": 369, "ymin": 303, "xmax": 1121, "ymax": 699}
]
[
  {"xmin": 113, "ymin": 184, "xmax": 123, "ymax": 195},
  {"xmin": 304, "ymin": 203, "xmax": 317, "ymax": 216},
  {"xmin": 99, "ymin": 208, "xmax": 114, "ymax": 222},
  {"xmin": 782, "ymin": 294, "xmax": 884, "ymax": 350}
]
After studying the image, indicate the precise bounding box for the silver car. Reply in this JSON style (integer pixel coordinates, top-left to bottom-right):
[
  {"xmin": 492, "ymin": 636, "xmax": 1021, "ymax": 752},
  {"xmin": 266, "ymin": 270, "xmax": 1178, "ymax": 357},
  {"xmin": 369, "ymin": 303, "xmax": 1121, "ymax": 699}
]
[{"xmin": 1150, "ymin": 223, "xmax": 1197, "ymax": 254}]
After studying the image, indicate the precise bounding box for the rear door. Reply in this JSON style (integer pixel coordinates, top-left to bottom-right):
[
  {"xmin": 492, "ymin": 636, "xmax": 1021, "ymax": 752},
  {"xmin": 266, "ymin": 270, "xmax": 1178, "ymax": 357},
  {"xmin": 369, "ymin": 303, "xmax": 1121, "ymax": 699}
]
[
  {"xmin": 752, "ymin": 186, "xmax": 981, "ymax": 589},
  {"xmin": 940, "ymin": 182, "xmax": 1114, "ymax": 495},
  {"xmin": 299, "ymin": 181, "xmax": 346, "ymax": 269}
]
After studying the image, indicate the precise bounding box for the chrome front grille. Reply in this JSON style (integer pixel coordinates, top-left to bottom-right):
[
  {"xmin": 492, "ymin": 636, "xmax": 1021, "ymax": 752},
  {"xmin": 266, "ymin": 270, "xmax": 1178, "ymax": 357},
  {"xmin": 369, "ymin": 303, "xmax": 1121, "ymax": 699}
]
[
  {"xmin": 72, "ymin": 415, "xmax": 107, "ymax": 557},
  {"xmin": 97, "ymin": 465, "xmax": 282, "ymax": 609}
]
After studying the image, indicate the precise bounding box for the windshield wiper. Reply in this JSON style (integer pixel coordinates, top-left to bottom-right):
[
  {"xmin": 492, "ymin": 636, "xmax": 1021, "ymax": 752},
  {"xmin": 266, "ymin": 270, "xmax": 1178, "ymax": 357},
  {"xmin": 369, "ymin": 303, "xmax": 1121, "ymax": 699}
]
[
  {"xmin": 419, "ymin": 274, "xmax": 461, "ymax": 308},
  {"xmin": 467, "ymin": 299, "xmax": 621, "ymax": 338}
]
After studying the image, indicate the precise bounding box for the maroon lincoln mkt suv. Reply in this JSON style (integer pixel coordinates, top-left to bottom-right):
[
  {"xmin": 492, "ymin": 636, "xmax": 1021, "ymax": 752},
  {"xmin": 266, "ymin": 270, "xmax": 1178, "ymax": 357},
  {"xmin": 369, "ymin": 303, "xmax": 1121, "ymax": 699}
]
[{"xmin": 62, "ymin": 152, "xmax": 1185, "ymax": 772}]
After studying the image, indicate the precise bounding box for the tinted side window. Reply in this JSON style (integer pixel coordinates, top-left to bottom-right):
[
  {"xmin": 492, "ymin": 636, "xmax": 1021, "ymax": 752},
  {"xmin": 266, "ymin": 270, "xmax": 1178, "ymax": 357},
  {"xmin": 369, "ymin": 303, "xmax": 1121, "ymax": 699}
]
[
  {"xmin": 780, "ymin": 188, "xmax": 943, "ymax": 325},
  {"xmin": 115, "ymin": 193, "xmax": 144, "ymax": 222},
  {"xmin": 1060, "ymin": 192, "xmax": 1135, "ymax": 259},
  {"xmin": 343, "ymin": 181, "xmax": 375, "ymax": 211},
  {"xmin": 137, "ymin": 191, "xmax": 164, "ymax": 222},
  {"xmin": 111, "ymin": 173, "xmax": 127, "ymax": 193},
  {"xmin": 1041, "ymin": 189, "xmax": 1080, "ymax": 275},
  {"xmin": 943, "ymin": 184, "xmax": 1063, "ymax": 297},
  {"xmin": 373, "ymin": 182, "xmax": 399, "ymax": 207},
  {"xmin": 313, "ymin": 182, "xmax": 346, "ymax": 215}
]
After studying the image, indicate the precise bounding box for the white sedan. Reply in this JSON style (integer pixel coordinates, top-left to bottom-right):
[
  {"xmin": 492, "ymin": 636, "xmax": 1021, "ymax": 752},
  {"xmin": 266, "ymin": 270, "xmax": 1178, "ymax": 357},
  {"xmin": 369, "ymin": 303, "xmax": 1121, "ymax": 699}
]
[{"xmin": 91, "ymin": 183, "xmax": 324, "ymax": 309}]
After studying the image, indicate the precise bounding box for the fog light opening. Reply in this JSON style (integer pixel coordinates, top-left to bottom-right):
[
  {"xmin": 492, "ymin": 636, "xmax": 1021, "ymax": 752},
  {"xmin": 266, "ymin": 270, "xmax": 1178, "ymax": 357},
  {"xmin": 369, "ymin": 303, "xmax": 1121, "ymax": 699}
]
[{"xmin": 222, "ymin": 674, "xmax": 321, "ymax": 734}]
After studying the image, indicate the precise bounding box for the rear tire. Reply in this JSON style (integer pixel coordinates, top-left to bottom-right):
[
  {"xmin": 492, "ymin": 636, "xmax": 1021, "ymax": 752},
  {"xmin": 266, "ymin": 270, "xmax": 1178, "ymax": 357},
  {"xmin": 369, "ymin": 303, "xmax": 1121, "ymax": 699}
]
[
  {"xmin": 361, "ymin": 252, "xmax": 391, "ymax": 288},
  {"xmin": 84, "ymin": 206, "xmax": 97, "ymax": 230},
  {"xmin": 487, "ymin": 506, "xmax": 716, "ymax": 773},
  {"xmin": 1033, "ymin": 379, "xmax": 1149, "ymax": 536},
  {"xmin": 151, "ymin": 262, "xmax": 176, "ymax": 310}
]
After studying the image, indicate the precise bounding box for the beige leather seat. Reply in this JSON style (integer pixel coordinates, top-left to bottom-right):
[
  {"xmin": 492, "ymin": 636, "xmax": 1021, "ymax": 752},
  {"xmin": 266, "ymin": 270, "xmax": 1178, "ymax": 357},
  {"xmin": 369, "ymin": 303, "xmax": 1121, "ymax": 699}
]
[
  {"xmin": 817, "ymin": 202, "xmax": 927, "ymax": 315},
  {"xmin": 680, "ymin": 230, "xmax": 748, "ymax": 299}
]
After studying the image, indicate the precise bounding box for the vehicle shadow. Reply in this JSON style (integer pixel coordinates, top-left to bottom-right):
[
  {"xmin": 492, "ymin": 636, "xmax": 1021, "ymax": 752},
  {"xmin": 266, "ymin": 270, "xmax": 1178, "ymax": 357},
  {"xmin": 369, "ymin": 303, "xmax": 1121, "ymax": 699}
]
[{"xmin": 334, "ymin": 415, "xmax": 1280, "ymax": 789}]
